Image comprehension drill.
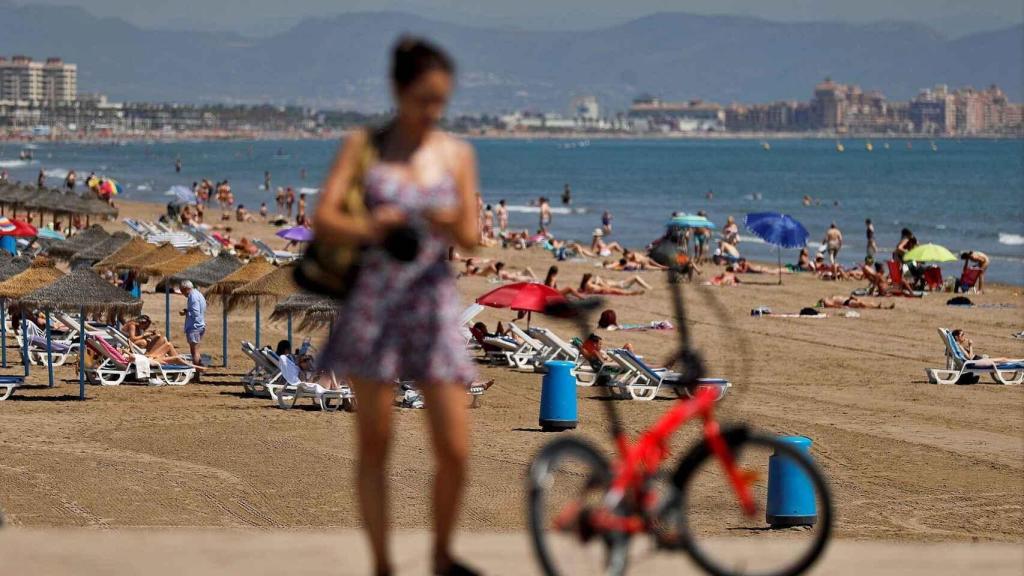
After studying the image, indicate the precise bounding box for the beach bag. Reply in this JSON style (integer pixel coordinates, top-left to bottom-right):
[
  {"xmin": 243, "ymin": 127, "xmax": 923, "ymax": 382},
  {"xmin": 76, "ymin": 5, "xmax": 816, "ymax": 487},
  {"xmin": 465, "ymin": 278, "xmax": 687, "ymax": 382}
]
[{"xmin": 294, "ymin": 128, "xmax": 381, "ymax": 299}]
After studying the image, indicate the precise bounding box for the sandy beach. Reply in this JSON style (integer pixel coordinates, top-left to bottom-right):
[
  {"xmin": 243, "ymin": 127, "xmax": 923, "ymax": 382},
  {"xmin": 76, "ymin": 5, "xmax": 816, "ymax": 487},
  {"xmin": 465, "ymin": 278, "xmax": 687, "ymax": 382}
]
[{"xmin": 0, "ymin": 199, "xmax": 1022, "ymax": 572}]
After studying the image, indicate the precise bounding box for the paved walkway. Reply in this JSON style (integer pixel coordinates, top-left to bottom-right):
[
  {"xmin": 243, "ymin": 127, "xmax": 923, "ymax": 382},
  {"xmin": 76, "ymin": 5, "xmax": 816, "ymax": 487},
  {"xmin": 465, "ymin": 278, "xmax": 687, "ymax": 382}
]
[{"xmin": 1, "ymin": 529, "xmax": 1021, "ymax": 575}]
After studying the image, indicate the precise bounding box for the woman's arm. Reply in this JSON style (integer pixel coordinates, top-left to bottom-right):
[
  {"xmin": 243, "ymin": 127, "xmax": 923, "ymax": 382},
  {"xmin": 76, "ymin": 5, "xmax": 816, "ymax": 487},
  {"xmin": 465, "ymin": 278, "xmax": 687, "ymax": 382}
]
[
  {"xmin": 311, "ymin": 131, "xmax": 378, "ymax": 244},
  {"xmin": 427, "ymin": 139, "xmax": 480, "ymax": 250}
]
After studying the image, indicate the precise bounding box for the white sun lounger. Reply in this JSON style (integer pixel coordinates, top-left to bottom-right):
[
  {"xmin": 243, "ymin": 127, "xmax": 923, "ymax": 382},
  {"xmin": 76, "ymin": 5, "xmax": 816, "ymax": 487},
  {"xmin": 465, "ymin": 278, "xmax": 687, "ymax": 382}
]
[
  {"xmin": 926, "ymin": 328, "xmax": 1024, "ymax": 385},
  {"xmin": 85, "ymin": 335, "xmax": 194, "ymax": 386},
  {"xmin": 0, "ymin": 375, "xmax": 24, "ymax": 401},
  {"xmin": 271, "ymin": 353, "xmax": 353, "ymax": 411},
  {"xmin": 610, "ymin": 349, "xmax": 732, "ymax": 401},
  {"xmin": 528, "ymin": 327, "xmax": 579, "ymax": 365},
  {"xmin": 253, "ymin": 239, "xmax": 298, "ymax": 264},
  {"xmin": 240, "ymin": 341, "xmax": 283, "ymax": 396},
  {"xmin": 505, "ymin": 322, "xmax": 548, "ymax": 370}
]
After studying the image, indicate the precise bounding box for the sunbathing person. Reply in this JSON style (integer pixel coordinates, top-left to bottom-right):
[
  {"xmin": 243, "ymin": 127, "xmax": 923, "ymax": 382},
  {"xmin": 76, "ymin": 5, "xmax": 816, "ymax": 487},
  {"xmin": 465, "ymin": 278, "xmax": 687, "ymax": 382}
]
[
  {"xmin": 580, "ymin": 333, "xmax": 635, "ymax": 369},
  {"xmin": 862, "ymin": 257, "xmax": 916, "ymax": 296},
  {"xmin": 579, "ymin": 273, "xmax": 648, "ymax": 295},
  {"xmin": 796, "ymin": 248, "xmax": 815, "ymax": 271},
  {"xmin": 590, "ymin": 229, "xmax": 625, "ymax": 257},
  {"xmin": 705, "ymin": 272, "xmax": 740, "ymax": 286},
  {"xmin": 816, "ymin": 295, "xmax": 895, "ymax": 309},
  {"xmin": 729, "ymin": 258, "xmax": 791, "ymax": 275},
  {"xmin": 624, "ymin": 250, "xmax": 668, "ymax": 270}
]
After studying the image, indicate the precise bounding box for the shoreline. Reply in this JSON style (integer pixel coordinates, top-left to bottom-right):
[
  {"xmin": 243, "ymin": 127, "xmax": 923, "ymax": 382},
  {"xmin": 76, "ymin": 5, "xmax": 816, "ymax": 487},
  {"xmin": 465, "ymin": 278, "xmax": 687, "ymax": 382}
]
[{"xmin": 2, "ymin": 130, "xmax": 1022, "ymax": 145}]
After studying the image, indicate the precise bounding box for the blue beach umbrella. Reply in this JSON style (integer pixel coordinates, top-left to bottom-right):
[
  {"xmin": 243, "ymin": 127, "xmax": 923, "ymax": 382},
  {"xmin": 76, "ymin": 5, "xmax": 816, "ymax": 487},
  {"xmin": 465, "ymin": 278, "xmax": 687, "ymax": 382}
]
[
  {"xmin": 36, "ymin": 228, "xmax": 66, "ymax": 241},
  {"xmin": 744, "ymin": 212, "xmax": 809, "ymax": 284},
  {"xmin": 165, "ymin": 185, "xmax": 197, "ymax": 205},
  {"xmin": 668, "ymin": 214, "xmax": 717, "ymax": 229}
]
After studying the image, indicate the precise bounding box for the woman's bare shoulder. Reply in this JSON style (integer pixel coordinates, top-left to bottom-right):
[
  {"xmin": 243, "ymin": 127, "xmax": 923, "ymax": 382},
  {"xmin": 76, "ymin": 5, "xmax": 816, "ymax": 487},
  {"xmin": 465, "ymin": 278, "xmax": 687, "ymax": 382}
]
[{"xmin": 435, "ymin": 131, "xmax": 475, "ymax": 161}]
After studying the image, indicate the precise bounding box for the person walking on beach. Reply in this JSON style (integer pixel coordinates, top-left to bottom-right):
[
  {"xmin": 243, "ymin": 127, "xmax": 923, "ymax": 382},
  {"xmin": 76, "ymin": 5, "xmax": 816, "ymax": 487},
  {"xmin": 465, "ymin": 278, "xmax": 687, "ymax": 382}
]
[
  {"xmin": 496, "ymin": 199, "xmax": 508, "ymax": 233},
  {"xmin": 285, "ymin": 186, "xmax": 296, "ymax": 218},
  {"xmin": 178, "ymin": 280, "xmax": 206, "ymax": 372},
  {"xmin": 312, "ymin": 36, "xmax": 481, "ymax": 576},
  {"xmin": 823, "ymin": 222, "xmax": 843, "ymax": 276},
  {"xmin": 64, "ymin": 170, "xmax": 76, "ymax": 192},
  {"xmin": 297, "ymin": 193, "xmax": 307, "ymax": 225}
]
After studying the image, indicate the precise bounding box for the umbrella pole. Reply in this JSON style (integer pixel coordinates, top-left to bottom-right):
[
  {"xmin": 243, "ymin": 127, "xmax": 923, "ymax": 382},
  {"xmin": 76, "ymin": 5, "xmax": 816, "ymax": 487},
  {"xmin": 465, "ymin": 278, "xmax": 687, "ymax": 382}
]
[
  {"xmin": 164, "ymin": 281, "xmax": 171, "ymax": 341},
  {"xmin": 287, "ymin": 311, "xmax": 293, "ymax": 350},
  {"xmin": 778, "ymin": 248, "xmax": 783, "ymax": 285},
  {"xmin": 45, "ymin": 310, "xmax": 54, "ymax": 388},
  {"xmin": 222, "ymin": 304, "xmax": 228, "ymax": 368},
  {"xmin": 79, "ymin": 305, "xmax": 85, "ymax": 400},
  {"xmin": 21, "ymin": 317, "xmax": 29, "ymax": 377},
  {"xmin": 255, "ymin": 300, "xmax": 261, "ymax": 350},
  {"xmin": 1, "ymin": 298, "xmax": 7, "ymax": 368}
]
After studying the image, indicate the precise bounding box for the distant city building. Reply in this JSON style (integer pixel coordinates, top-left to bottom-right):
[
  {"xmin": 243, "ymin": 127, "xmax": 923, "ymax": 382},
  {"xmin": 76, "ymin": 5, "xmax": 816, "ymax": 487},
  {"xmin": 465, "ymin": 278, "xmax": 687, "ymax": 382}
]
[
  {"xmin": 0, "ymin": 55, "xmax": 76, "ymax": 104},
  {"xmin": 627, "ymin": 97, "xmax": 725, "ymax": 132},
  {"xmin": 572, "ymin": 96, "xmax": 600, "ymax": 122}
]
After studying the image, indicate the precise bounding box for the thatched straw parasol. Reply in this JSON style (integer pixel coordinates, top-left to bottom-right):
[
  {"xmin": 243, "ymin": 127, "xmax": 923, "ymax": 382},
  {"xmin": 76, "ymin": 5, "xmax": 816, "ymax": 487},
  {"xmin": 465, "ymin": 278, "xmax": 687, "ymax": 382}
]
[
  {"xmin": 76, "ymin": 194, "xmax": 119, "ymax": 217},
  {"xmin": 167, "ymin": 252, "xmax": 242, "ymax": 288},
  {"xmin": 92, "ymin": 237, "xmax": 156, "ymax": 271},
  {"xmin": 205, "ymin": 259, "xmax": 276, "ymax": 298},
  {"xmin": 20, "ymin": 268, "xmax": 143, "ymax": 397},
  {"xmin": 44, "ymin": 224, "xmax": 111, "ymax": 260},
  {"xmin": 227, "ymin": 263, "xmax": 298, "ymax": 310},
  {"xmin": 0, "ymin": 257, "xmax": 67, "ymax": 370},
  {"xmin": 203, "ymin": 258, "xmax": 277, "ymax": 363},
  {"xmin": 141, "ymin": 247, "xmax": 211, "ymax": 280},
  {"xmin": 0, "ymin": 258, "xmax": 65, "ymax": 300},
  {"xmin": 0, "ymin": 254, "xmax": 31, "ymax": 282},
  {"xmin": 70, "ymin": 232, "xmax": 132, "ymax": 265},
  {"xmin": 269, "ymin": 292, "xmax": 339, "ymax": 334},
  {"xmin": 116, "ymin": 242, "xmax": 180, "ymax": 273}
]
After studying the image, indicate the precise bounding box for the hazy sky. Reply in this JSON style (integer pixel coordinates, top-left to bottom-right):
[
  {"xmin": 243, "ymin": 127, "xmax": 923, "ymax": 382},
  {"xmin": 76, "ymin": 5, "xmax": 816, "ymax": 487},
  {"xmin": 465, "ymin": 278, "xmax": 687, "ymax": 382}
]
[{"xmin": 12, "ymin": 0, "xmax": 1024, "ymax": 36}]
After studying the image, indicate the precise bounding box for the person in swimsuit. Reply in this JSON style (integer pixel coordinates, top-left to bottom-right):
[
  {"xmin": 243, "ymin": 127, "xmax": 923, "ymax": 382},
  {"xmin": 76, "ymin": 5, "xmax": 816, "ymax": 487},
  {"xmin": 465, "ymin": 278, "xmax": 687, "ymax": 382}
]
[
  {"xmin": 865, "ymin": 219, "xmax": 877, "ymax": 258},
  {"xmin": 590, "ymin": 228, "xmax": 624, "ymax": 257},
  {"xmin": 817, "ymin": 295, "xmax": 894, "ymax": 309},
  {"xmin": 496, "ymin": 199, "xmax": 508, "ymax": 233},
  {"xmin": 312, "ymin": 38, "xmax": 481, "ymax": 576},
  {"xmin": 960, "ymin": 251, "xmax": 990, "ymax": 294},
  {"xmin": 823, "ymin": 222, "xmax": 843, "ymax": 275},
  {"xmin": 601, "ymin": 210, "xmax": 613, "ymax": 235}
]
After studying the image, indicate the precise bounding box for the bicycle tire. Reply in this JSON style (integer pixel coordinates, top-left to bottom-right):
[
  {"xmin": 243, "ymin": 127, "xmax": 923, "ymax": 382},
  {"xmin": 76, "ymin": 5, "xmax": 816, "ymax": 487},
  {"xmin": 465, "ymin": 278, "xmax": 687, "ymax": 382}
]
[
  {"xmin": 527, "ymin": 437, "xmax": 629, "ymax": 576},
  {"xmin": 667, "ymin": 427, "xmax": 833, "ymax": 576}
]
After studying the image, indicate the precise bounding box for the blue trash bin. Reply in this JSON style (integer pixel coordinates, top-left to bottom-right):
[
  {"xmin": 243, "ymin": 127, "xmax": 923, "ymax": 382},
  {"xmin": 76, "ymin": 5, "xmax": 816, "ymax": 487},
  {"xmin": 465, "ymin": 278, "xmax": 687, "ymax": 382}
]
[
  {"xmin": 539, "ymin": 360, "xmax": 577, "ymax": 431},
  {"xmin": 0, "ymin": 236, "xmax": 16, "ymax": 256},
  {"xmin": 766, "ymin": 435, "xmax": 817, "ymax": 527}
]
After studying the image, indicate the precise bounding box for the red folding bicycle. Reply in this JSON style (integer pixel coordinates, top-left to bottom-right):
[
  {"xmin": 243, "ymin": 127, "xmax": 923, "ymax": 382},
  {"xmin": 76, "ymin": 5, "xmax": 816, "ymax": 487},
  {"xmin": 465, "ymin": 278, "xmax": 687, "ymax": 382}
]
[{"xmin": 527, "ymin": 274, "xmax": 833, "ymax": 576}]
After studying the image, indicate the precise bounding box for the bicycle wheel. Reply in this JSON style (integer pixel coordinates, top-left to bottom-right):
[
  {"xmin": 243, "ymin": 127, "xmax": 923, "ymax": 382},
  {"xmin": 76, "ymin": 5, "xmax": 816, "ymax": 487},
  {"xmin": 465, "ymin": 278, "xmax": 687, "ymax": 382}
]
[
  {"xmin": 527, "ymin": 437, "xmax": 629, "ymax": 576},
  {"xmin": 661, "ymin": 427, "xmax": 832, "ymax": 576}
]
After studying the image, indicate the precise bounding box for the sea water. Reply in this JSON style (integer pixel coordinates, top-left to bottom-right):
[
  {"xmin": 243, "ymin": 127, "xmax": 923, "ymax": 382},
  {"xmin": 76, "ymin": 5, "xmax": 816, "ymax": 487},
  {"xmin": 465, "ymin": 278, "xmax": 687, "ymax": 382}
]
[{"xmin": 1, "ymin": 138, "xmax": 1021, "ymax": 285}]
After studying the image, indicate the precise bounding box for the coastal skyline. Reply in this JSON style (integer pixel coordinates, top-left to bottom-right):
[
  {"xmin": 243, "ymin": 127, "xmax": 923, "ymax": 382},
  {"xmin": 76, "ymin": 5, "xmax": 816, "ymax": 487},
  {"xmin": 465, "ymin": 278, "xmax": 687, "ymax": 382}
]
[{"xmin": 8, "ymin": 0, "xmax": 1024, "ymax": 37}]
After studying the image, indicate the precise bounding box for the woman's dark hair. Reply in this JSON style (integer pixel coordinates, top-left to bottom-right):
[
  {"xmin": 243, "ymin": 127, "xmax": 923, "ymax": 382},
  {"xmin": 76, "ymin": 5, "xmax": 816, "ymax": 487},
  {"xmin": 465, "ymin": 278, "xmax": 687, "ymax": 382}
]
[
  {"xmin": 598, "ymin": 309, "xmax": 617, "ymax": 329},
  {"xmin": 900, "ymin": 228, "xmax": 912, "ymax": 238},
  {"xmin": 544, "ymin": 265, "xmax": 558, "ymax": 286},
  {"xmin": 579, "ymin": 273, "xmax": 592, "ymax": 292},
  {"xmin": 276, "ymin": 340, "xmax": 291, "ymax": 355},
  {"xmin": 392, "ymin": 36, "xmax": 455, "ymax": 90},
  {"xmin": 495, "ymin": 261, "xmax": 505, "ymax": 271}
]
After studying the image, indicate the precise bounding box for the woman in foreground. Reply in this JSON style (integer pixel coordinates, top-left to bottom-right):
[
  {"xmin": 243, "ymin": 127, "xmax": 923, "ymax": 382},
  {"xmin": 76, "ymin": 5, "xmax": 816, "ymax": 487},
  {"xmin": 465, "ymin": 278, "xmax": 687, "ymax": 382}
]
[{"xmin": 313, "ymin": 38, "xmax": 481, "ymax": 576}]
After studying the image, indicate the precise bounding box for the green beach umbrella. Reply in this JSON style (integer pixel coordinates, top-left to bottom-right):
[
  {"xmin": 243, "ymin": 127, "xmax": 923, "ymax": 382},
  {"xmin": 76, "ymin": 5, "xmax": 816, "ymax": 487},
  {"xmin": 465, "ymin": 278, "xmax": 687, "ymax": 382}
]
[{"xmin": 903, "ymin": 243, "xmax": 957, "ymax": 263}]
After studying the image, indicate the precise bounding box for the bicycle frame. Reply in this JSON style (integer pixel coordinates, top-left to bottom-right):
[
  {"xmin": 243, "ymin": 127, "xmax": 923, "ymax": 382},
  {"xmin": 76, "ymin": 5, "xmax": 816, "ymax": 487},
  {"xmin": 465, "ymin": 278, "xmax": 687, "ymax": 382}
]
[{"xmin": 567, "ymin": 386, "xmax": 755, "ymax": 537}]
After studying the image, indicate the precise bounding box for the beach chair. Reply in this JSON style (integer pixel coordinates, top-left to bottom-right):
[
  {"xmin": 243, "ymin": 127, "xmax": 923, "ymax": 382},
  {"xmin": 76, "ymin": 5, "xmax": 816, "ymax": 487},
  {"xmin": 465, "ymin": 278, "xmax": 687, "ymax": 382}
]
[
  {"xmin": 925, "ymin": 328, "xmax": 1024, "ymax": 385},
  {"xmin": 459, "ymin": 303, "xmax": 485, "ymax": 346},
  {"xmin": 956, "ymin": 268, "xmax": 982, "ymax": 294},
  {"xmin": 611, "ymin": 349, "xmax": 733, "ymax": 401},
  {"xmin": 273, "ymin": 353, "xmax": 353, "ymax": 411},
  {"xmin": 528, "ymin": 327, "xmax": 580, "ymax": 365},
  {"xmin": 123, "ymin": 218, "xmax": 149, "ymax": 236},
  {"xmin": 17, "ymin": 321, "xmax": 76, "ymax": 367},
  {"xmin": 469, "ymin": 326, "xmax": 521, "ymax": 365},
  {"xmin": 923, "ymin": 267, "xmax": 943, "ymax": 291},
  {"xmin": 253, "ymin": 239, "xmax": 298, "ymax": 264},
  {"xmin": 505, "ymin": 322, "xmax": 548, "ymax": 370},
  {"xmin": 86, "ymin": 335, "xmax": 195, "ymax": 386},
  {"xmin": 240, "ymin": 341, "xmax": 282, "ymax": 396},
  {"xmin": 0, "ymin": 375, "xmax": 24, "ymax": 401},
  {"xmin": 886, "ymin": 260, "xmax": 904, "ymax": 285}
]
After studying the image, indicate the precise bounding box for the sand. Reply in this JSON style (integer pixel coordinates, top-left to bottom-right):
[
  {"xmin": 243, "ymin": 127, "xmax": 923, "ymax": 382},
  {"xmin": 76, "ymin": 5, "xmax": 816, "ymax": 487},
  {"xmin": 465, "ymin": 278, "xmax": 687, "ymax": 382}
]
[{"xmin": 1, "ymin": 199, "xmax": 1022, "ymax": 569}]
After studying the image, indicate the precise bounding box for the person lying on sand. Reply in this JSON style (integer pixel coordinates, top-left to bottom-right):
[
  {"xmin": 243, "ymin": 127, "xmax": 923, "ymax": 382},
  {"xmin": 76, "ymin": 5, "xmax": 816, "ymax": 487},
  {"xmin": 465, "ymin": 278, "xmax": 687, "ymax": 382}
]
[
  {"xmin": 578, "ymin": 273, "xmax": 649, "ymax": 295},
  {"xmin": 590, "ymin": 229, "xmax": 625, "ymax": 257},
  {"xmin": 729, "ymin": 258, "xmax": 791, "ymax": 275},
  {"xmin": 460, "ymin": 260, "xmax": 536, "ymax": 282},
  {"xmin": 705, "ymin": 272, "xmax": 740, "ymax": 286},
  {"xmin": 796, "ymin": 248, "xmax": 815, "ymax": 272},
  {"xmin": 816, "ymin": 295, "xmax": 894, "ymax": 309}
]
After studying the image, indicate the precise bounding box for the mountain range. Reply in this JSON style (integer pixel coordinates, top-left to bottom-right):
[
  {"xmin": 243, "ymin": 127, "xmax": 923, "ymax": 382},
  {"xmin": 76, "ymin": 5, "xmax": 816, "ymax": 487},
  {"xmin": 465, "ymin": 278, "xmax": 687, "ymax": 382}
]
[{"xmin": 1, "ymin": 2, "xmax": 1020, "ymax": 112}]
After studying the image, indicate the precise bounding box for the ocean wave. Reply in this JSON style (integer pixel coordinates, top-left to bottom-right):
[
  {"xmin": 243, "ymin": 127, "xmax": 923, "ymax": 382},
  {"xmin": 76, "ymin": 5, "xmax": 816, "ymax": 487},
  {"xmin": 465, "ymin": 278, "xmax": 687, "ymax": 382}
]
[
  {"xmin": 736, "ymin": 234, "xmax": 766, "ymax": 245},
  {"xmin": 43, "ymin": 168, "xmax": 70, "ymax": 179},
  {"xmin": 0, "ymin": 159, "xmax": 34, "ymax": 168},
  {"xmin": 298, "ymin": 187, "xmax": 320, "ymax": 194},
  {"xmin": 505, "ymin": 205, "xmax": 586, "ymax": 215},
  {"xmin": 999, "ymin": 233, "xmax": 1024, "ymax": 246}
]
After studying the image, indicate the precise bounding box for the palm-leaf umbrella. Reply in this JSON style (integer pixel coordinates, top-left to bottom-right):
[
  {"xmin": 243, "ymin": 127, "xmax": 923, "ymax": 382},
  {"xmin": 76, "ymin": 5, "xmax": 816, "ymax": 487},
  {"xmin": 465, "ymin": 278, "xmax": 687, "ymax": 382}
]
[
  {"xmin": 45, "ymin": 224, "xmax": 110, "ymax": 260},
  {"xmin": 20, "ymin": 268, "xmax": 142, "ymax": 397},
  {"xmin": 204, "ymin": 259, "xmax": 276, "ymax": 364},
  {"xmin": 117, "ymin": 242, "xmax": 181, "ymax": 275},
  {"xmin": 228, "ymin": 264, "xmax": 297, "ymax": 349},
  {"xmin": 93, "ymin": 237, "xmax": 156, "ymax": 271},
  {"xmin": 269, "ymin": 292, "xmax": 336, "ymax": 342},
  {"xmin": 0, "ymin": 258, "xmax": 65, "ymax": 372},
  {"xmin": 70, "ymin": 232, "xmax": 131, "ymax": 267}
]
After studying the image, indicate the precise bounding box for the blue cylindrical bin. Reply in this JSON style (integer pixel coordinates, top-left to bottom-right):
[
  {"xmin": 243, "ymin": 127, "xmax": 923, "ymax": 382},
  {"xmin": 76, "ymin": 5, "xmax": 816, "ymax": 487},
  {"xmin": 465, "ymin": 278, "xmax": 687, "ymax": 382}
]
[
  {"xmin": 766, "ymin": 435, "xmax": 817, "ymax": 527},
  {"xmin": 0, "ymin": 236, "xmax": 16, "ymax": 255},
  {"xmin": 539, "ymin": 360, "xmax": 577, "ymax": 431}
]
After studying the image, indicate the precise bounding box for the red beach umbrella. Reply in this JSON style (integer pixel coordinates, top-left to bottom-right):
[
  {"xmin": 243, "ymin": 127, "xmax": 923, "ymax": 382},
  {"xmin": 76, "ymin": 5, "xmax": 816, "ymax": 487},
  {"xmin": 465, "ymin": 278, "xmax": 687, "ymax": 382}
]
[
  {"xmin": 0, "ymin": 216, "xmax": 37, "ymax": 237},
  {"xmin": 476, "ymin": 282, "xmax": 569, "ymax": 327}
]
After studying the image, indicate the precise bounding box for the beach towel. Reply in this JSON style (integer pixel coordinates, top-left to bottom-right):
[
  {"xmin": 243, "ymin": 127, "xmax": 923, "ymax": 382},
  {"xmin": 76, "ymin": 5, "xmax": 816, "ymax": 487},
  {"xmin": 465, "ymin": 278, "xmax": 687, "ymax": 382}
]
[{"xmin": 134, "ymin": 355, "xmax": 151, "ymax": 379}]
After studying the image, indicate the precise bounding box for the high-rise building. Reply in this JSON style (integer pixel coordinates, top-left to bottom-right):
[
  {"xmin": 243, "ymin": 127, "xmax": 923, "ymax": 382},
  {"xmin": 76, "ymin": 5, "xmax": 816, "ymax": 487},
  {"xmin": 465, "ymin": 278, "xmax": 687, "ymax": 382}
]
[
  {"xmin": 811, "ymin": 78, "xmax": 846, "ymax": 129},
  {"xmin": 0, "ymin": 55, "xmax": 76, "ymax": 103},
  {"xmin": 42, "ymin": 57, "xmax": 77, "ymax": 103}
]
